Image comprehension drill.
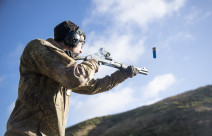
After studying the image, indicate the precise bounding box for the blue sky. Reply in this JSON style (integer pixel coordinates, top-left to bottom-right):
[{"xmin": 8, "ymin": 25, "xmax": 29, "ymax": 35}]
[{"xmin": 0, "ymin": 0, "xmax": 212, "ymax": 135}]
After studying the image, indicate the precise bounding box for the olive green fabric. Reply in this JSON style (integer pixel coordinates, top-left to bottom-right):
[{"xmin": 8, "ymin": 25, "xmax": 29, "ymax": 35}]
[{"xmin": 5, "ymin": 38, "xmax": 130, "ymax": 136}]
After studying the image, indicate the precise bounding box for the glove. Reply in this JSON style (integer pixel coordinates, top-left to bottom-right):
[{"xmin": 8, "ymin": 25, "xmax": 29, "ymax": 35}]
[{"xmin": 121, "ymin": 65, "xmax": 139, "ymax": 78}]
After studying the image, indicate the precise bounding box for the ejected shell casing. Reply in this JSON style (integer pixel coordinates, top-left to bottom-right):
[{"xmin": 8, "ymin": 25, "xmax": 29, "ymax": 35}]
[{"xmin": 152, "ymin": 47, "xmax": 156, "ymax": 58}]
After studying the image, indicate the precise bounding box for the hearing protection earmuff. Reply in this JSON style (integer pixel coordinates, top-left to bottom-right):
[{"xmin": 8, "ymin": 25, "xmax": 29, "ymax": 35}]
[{"xmin": 64, "ymin": 27, "xmax": 85, "ymax": 48}]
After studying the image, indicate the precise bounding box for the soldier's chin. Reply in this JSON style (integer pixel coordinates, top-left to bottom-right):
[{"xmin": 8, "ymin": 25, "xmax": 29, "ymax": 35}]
[{"xmin": 72, "ymin": 52, "xmax": 80, "ymax": 57}]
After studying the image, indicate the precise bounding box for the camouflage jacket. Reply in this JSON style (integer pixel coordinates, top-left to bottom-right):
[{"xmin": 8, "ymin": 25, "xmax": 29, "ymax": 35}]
[{"xmin": 5, "ymin": 38, "xmax": 130, "ymax": 136}]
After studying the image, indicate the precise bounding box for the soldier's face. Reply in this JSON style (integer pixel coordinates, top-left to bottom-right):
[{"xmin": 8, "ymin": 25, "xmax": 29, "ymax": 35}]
[{"xmin": 71, "ymin": 35, "xmax": 84, "ymax": 54}]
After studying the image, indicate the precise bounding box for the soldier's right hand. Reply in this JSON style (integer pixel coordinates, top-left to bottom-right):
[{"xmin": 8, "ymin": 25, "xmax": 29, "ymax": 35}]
[{"xmin": 86, "ymin": 59, "xmax": 99, "ymax": 73}]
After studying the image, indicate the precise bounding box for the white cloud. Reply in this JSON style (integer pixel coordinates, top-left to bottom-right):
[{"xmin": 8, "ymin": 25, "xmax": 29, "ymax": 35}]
[
  {"xmin": 204, "ymin": 11, "xmax": 212, "ymax": 19},
  {"xmin": 8, "ymin": 43, "xmax": 25, "ymax": 66},
  {"xmin": 8, "ymin": 101, "xmax": 15, "ymax": 114},
  {"xmin": 9, "ymin": 43, "xmax": 24, "ymax": 58},
  {"xmin": 68, "ymin": 87, "xmax": 135, "ymax": 125},
  {"xmin": 0, "ymin": 76, "xmax": 5, "ymax": 85},
  {"xmin": 127, "ymin": 73, "xmax": 176, "ymax": 107},
  {"xmin": 184, "ymin": 56, "xmax": 191, "ymax": 61},
  {"xmin": 68, "ymin": 0, "xmax": 181, "ymax": 128},
  {"xmin": 83, "ymin": 32, "xmax": 145, "ymax": 63},
  {"xmin": 82, "ymin": 0, "xmax": 186, "ymax": 73},
  {"xmin": 185, "ymin": 7, "xmax": 212, "ymax": 24},
  {"xmin": 141, "ymin": 73, "xmax": 176, "ymax": 100},
  {"xmin": 68, "ymin": 73, "xmax": 176, "ymax": 126},
  {"xmin": 185, "ymin": 8, "xmax": 200, "ymax": 24},
  {"xmin": 161, "ymin": 31, "xmax": 195, "ymax": 48},
  {"xmin": 81, "ymin": 87, "xmax": 134, "ymax": 114},
  {"xmin": 89, "ymin": 0, "xmax": 186, "ymax": 29}
]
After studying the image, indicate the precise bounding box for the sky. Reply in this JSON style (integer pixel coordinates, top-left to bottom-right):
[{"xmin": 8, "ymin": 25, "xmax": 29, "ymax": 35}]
[{"xmin": 0, "ymin": 0, "xmax": 212, "ymax": 135}]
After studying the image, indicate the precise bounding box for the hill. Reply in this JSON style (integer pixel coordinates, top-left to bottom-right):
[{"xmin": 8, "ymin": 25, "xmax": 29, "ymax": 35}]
[{"xmin": 66, "ymin": 85, "xmax": 212, "ymax": 136}]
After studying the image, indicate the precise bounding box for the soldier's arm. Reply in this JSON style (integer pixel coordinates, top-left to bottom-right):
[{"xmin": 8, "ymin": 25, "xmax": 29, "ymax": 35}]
[
  {"xmin": 23, "ymin": 39, "xmax": 98, "ymax": 89},
  {"xmin": 72, "ymin": 69, "xmax": 131, "ymax": 94}
]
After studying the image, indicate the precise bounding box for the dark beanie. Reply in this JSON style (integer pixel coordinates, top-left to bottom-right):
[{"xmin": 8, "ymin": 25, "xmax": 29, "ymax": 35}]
[{"xmin": 54, "ymin": 21, "xmax": 79, "ymax": 42}]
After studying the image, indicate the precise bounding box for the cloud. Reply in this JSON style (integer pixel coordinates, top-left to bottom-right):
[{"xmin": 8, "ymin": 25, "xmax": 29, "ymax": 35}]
[
  {"xmin": 68, "ymin": 87, "xmax": 135, "ymax": 125},
  {"xmin": 68, "ymin": 73, "xmax": 176, "ymax": 126},
  {"xmin": 185, "ymin": 7, "xmax": 212, "ymax": 24},
  {"xmin": 8, "ymin": 43, "xmax": 25, "ymax": 66},
  {"xmin": 82, "ymin": 0, "xmax": 186, "ymax": 71},
  {"xmin": 204, "ymin": 11, "xmax": 212, "ymax": 19},
  {"xmin": 8, "ymin": 101, "xmax": 15, "ymax": 114},
  {"xmin": 125, "ymin": 73, "xmax": 176, "ymax": 108},
  {"xmin": 79, "ymin": 87, "xmax": 134, "ymax": 114},
  {"xmin": 184, "ymin": 56, "xmax": 192, "ymax": 61},
  {"xmin": 161, "ymin": 31, "xmax": 195, "ymax": 48},
  {"xmin": 9, "ymin": 43, "xmax": 24, "ymax": 58},
  {"xmin": 0, "ymin": 76, "xmax": 5, "ymax": 85},
  {"xmin": 83, "ymin": 32, "xmax": 145, "ymax": 63},
  {"xmin": 88, "ymin": 0, "xmax": 186, "ymax": 29},
  {"xmin": 141, "ymin": 73, "xmax": 176, "ymax": 100},
  {"xmin": 68, "ymin": 0, "xmax": 181, "ymax": 126}
]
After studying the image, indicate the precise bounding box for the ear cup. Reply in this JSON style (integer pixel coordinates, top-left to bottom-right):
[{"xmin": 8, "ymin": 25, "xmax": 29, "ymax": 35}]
[
  {"xmin": 64, "ymin": 27, "xmax": 84, "ymax": 48},
  {"xmin": 64, "ymin": 30, "xmax": 81, "ymax": 48},
  {"xmin": 64, "ymin": 31, "xmax": 80, "ymax": 48}
]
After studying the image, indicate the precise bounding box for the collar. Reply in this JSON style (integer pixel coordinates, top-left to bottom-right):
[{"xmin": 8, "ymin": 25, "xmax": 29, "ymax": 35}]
[
  {"xmin": 46, "ymin": 38, "xmax": 65, "ymax": 51},
  {"xmin": 46, "ymin": 38, "xmax": 80, "ymax": 58},
  {"xmin": 64, "ymin": 50, "xmax": 80, "ymax": 58}
]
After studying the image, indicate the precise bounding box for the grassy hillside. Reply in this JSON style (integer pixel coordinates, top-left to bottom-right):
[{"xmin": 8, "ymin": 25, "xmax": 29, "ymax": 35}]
[{"xmin": 66, "ymin": 85, "xmax": 212, "ymax": 136}]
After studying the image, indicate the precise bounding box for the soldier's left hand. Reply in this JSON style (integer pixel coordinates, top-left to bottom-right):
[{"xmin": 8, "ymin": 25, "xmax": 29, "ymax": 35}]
[{"xmin": 121, "ymin": 65, "xmax": 139, "ymax": 78}]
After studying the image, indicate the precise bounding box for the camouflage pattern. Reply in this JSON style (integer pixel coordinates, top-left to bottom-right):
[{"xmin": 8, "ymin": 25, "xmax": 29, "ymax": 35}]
[{"xmin": 5, "ymin": 38, "xmax": 130, "ymax": 136}]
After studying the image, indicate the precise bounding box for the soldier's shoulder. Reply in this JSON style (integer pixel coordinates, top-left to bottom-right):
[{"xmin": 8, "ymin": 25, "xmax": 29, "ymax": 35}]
[
  {"xmin": 25, "ymin": 39, "xmax": 55, "ymax": 50},
  {"xmin": 26, "ymin": 39, "xmax": 49, "ymax": 47}
]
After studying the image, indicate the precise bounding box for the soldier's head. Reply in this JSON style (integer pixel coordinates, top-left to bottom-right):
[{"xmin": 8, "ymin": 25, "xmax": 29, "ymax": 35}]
[{"xmin": 54, "ymin": 20, "xmax": 86, "ymax": 54}]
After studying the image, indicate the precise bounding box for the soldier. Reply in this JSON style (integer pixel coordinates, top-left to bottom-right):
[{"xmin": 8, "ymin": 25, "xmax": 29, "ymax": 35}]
[{"xmin": 5, "ymin": 20, "xmax": 138, "ymax": 136}]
